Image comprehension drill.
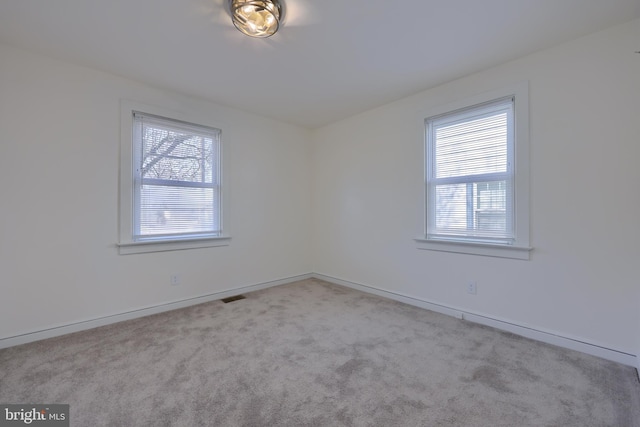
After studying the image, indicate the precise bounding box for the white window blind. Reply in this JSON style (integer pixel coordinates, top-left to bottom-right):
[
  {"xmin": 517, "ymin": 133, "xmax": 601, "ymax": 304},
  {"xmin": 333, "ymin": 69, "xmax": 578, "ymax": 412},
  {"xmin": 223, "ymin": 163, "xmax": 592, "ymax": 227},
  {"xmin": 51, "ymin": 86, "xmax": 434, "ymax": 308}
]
[
  {"xmin": 132, "ymin": 112, "xmax": 221, "ymax": 241},
  {"xmin": 426, "ymin": 97, "xmax": 515, "ymax": 245}
]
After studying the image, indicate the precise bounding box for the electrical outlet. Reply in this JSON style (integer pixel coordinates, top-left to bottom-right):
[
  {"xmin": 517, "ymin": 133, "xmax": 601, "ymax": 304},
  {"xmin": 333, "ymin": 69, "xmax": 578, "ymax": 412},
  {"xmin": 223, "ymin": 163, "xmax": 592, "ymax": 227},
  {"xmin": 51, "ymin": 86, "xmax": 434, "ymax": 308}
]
[
  {"xmin": 170, "ymin": 274, "xmax": 180, "ymax": 286},
  {"xmin": 467, "ymin": 281, "xmax": 477, "ymax": 295}
]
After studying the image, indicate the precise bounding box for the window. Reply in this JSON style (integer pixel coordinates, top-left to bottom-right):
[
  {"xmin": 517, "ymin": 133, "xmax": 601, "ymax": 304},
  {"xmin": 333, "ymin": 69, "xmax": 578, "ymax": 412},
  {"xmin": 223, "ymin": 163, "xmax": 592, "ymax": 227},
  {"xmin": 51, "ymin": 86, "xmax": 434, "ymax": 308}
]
[
  {"xmin": 416, "ymin": 84, "xmax": 531, "ymax": 259},
  {"xmin": 428, "ymin": 97, "xmax": 514, "ymax": 243},
  {"xmin": 119, "ymin": 101, "xmax": 230, "ymax": 254},
  {"xmin": 133, "ymin": 112, "xmax": 221, "ymax": 240}
]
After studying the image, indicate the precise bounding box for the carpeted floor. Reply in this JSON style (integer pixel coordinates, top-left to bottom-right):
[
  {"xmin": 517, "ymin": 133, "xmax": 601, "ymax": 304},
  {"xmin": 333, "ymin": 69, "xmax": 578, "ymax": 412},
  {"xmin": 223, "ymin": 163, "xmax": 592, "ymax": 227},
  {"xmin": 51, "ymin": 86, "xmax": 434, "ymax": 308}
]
[{"xmin": 1, "ymin": 278, "xmax": 639, "ymax": 426}]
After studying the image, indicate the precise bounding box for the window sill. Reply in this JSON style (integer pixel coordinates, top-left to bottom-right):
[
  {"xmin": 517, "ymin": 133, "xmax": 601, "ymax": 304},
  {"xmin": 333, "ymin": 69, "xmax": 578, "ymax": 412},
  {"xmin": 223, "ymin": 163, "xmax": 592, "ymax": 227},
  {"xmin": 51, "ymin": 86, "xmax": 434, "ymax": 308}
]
[
  {"xmin": 118, "ymin": 236, "xmax": 231, "ymax": 255},
  {"xmin": 414, "ymin": 237, "xmax": 532, "ymax": 260}
]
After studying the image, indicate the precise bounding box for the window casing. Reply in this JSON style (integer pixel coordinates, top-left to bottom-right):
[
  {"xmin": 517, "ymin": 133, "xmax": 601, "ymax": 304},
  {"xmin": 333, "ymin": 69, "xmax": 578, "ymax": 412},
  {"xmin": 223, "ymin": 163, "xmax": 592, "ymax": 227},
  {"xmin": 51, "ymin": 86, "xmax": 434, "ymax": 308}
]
[
  {"xmin": 119, "ymin": 101, "xmax": 230, "ymax": 254},
  {"xmin": 417, "ymin": 84, "xmax": 531, "ymax": 259}
]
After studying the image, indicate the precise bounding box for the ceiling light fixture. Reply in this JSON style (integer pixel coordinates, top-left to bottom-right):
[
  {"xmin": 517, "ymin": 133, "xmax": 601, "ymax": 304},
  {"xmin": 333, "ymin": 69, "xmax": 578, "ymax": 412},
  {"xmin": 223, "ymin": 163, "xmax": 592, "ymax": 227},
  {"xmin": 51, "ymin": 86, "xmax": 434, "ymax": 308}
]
[{"xmin": 229, "ymin": 0, "xmax": 283, "ymax": 38}]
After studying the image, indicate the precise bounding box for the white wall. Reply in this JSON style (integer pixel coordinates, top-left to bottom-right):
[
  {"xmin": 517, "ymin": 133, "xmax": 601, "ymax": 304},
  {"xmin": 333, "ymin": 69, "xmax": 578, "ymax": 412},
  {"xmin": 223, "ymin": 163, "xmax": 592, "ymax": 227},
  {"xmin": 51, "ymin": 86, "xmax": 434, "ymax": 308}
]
[
  {"xmin": 2, "ymin": 20, "xmax": 639, "ymax": 365},
  {"xmin": 312, "ymin": 19, "xmax": 640, "ymax": 357},
  {"xmin": 0, "ymin": 44, "xmax": 312, "ymax": 341}
]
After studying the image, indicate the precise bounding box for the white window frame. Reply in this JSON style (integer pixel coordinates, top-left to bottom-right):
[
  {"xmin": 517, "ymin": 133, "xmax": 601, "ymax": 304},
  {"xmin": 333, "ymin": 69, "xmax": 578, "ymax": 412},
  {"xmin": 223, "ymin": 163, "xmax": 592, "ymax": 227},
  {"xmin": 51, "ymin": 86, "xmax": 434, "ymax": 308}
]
[
  {"xmin": 118, "ymin": 100, "xmax": 230, "ymax": 255},
  {"xmin": 415, "ymin": 83, "xmax": 531, "ymax": 260}
]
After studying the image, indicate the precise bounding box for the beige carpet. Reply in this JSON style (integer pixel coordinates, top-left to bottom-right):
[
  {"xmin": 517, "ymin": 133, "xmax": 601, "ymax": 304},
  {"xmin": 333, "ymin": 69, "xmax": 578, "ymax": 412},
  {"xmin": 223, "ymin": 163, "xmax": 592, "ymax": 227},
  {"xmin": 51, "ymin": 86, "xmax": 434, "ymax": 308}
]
[{"xmin": 1, "ymin": 278, "xmax": 639, "ymax": 426}]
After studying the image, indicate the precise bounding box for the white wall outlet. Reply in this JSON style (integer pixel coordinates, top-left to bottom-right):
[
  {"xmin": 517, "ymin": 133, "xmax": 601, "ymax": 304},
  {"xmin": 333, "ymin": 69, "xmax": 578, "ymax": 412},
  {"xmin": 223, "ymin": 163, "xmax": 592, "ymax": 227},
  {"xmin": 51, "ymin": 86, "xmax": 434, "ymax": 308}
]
[
  {"xmin": 467, "ymin": 281, "xmax": 477, "ymax": 295},
  {"xmin": 170, "ymin": 274, "xmax": 180, "ymax": 286}
]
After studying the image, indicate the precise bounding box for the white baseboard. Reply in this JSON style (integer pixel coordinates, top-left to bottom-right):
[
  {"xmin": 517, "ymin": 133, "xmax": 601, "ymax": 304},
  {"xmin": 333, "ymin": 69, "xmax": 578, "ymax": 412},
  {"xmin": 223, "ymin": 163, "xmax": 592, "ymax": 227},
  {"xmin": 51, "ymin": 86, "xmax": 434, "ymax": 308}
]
[
  {"xmin": 312, "ymin": 273, "xmax": 638, "ymax": 368},
  {"xmin": 3, "ymin": 271, "xmax": 638, "ymax": 370},
  {"xmin": 0, "ymin": 273, "xmax": 312, "ymax": 350}
]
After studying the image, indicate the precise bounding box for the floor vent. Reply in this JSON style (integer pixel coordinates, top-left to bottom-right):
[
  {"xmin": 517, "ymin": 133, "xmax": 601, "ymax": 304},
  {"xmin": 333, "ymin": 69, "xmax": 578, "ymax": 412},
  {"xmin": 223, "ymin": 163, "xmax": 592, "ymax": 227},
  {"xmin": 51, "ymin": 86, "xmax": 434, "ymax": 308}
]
[{"xmin": 221, "ymin": 295, "xmax": 246, "ymax": 304}]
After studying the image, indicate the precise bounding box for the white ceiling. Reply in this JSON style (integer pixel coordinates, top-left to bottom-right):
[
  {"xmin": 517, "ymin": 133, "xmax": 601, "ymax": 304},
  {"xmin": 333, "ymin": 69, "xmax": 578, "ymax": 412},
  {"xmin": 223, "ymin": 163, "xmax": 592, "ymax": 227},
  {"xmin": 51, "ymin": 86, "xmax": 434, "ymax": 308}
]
[{"xmin": 0, "ymin": 0, "xmax": 638, "ymax": 128}]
